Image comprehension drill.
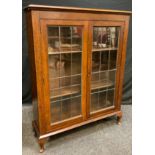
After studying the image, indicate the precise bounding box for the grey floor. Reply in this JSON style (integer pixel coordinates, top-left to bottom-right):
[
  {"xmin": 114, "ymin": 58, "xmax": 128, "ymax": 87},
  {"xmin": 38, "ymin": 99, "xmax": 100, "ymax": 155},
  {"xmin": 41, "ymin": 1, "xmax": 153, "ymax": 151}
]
[{"xmin": 22, "ymin": 105, "xmax": 131, "ymax": 155}]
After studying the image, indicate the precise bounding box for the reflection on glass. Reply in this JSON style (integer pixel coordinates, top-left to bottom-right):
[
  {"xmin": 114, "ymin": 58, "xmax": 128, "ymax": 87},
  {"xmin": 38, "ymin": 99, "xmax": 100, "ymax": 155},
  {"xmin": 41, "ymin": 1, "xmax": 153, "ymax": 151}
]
[
  {"xmin": 90, "ymin": 26, "xmax": 120, "ymax": 113},
  {"xmin": 93, "ymin": 27, "xmax": 120, "ymax": 49},
  {"xmin": 48, "ymin": 26, "xmax": 82, "ymax": 53},
  {"xmin": 47, "ymin": 26, "xmax": 83, "ymax": 123},
  {"xmin": 48, "ymin": 54, "xmax": 60, "ymax": 79},
  {"xmin": 60, "ymin": 54, "xmax": 71, "ymax": 76}
]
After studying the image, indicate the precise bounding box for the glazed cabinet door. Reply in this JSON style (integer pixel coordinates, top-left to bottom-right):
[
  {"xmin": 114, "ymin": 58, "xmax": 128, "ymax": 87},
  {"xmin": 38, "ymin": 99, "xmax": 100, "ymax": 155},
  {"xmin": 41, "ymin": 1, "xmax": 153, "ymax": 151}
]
[
  {"xmin": 40, "ymin": 20, "xmax": 88, "ymax": 131},
  {"xmin": 87, "ymin": 21, "xmax": 124, "ymax": 118}
]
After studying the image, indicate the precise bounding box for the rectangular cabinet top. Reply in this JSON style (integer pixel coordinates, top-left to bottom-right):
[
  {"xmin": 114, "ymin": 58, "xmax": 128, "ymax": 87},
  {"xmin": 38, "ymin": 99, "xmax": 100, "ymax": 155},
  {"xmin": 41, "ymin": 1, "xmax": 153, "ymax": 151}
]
[{"xmin": 25, "ymin": 4, "xmax": 132, "ymax": 15}]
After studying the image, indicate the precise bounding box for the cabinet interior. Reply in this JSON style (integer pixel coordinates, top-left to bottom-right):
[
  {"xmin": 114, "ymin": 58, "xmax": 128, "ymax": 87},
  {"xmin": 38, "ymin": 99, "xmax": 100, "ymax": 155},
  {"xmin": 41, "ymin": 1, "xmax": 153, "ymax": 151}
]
[{"xmin": 47, "ymin": 26, "xmax": 120, "ymax": 123}]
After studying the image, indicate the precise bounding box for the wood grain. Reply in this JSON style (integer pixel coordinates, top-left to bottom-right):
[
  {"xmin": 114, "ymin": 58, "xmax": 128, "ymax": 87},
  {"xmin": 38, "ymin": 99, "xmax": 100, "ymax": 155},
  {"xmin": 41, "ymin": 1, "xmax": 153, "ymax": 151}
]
[
  {"xmin": 25, "ymin": 4, "xmax": 131, "ymax": 15},
  {"xmin": 26, "ymin": 6, "xmax": 131, "ymax": 152}
]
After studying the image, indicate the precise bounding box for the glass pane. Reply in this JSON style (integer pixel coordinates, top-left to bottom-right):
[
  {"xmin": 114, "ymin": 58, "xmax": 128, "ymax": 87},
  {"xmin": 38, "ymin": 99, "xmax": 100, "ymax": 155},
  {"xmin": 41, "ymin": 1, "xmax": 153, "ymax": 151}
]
[
  {"xmin": 90, "ymin": 92, "xmax": 99, "ymax": 112},
  {"xmin": 48, "ymin": 54, "xmax": 60, "ymax": 78},
  {"xmin": 51, "ymin": 100, "xmax": 61, "ymax": 123},
  {"xmin": 100, "ymin": 51, "xmax": 109, "ymax": 71},
  {"xmin": 92, "ymin": 27, "xmax": 119, "ymax": 49},
  {"xmin": 50, "ymin": 78, "xmax": 60, "ymax": 90},
  {"xmin": 60, "ymin": 53, "xmax": 71, "ymax": 76},
  {"xmin": 91, "ymin": 72, "xmax": 99, "ymax": 82},
  {"xmin": 90, "ymin": 26, "xmax": 120, "ymax": 113},
  {"xmin": 109, "ymin": 50, "xmax": 117, "ymax": 70},
  {"xmin": 91, "ymin": 70, "xmax": 116, "ymax": 91},
  {"xmin": 61, "ymin": 96, "xmax": 71, "ymax": 120},
  {"xmin": 60, "ymin": 27, "xmax": 71, "ymax": 52},
  {"xmin": 108, "ymin": 70, "xmax": 116, "ymax": 88},
  {"xmin": 60, "ymin": 27, "xmax": 71, "ymax": 37},
  {"xmin": 107, "ymin": 89, "xmax": 115, "ymax": 107},
  {"xmin": 72, "ymin": 27, "xmax": 82, "ymax": 51},
  {"xmin": 48, "ymin": 27, "xmax": 59, "ymax": 53},
  {"xmin": 72, "ymin": 53, "xmax": 81, "ymax": 75},
  {"xmin": 47, "ymin": 26, "xmax": 83, "ymax": 124},
  {"xmin": 71, "ymin": 95, "xmax": 81, "ymax": 117},
  {"xmin": 60, "ymin": 77, "xmax": 71, "ymax": 87},
  {"xmin": 48, "ymin": 27, "xmax": 59, "ymax": 37},
  {"xmin": 98, "ymin": 90, "xmax": 107, "ymax": 109},
  {"xmin": 92, "ymin": 52, "xmax": 100, "ymax": 72},
  {"xmin": 71, "ymin": 75, "xmax": 81, "ymax": 85}
]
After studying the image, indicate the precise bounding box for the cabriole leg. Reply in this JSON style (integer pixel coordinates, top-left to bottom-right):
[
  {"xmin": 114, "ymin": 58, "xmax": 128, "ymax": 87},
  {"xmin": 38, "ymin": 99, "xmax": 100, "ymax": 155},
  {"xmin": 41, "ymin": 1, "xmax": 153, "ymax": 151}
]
[
  {"xmin": 38, "ymin": 138, "xmax": 47, "ymax": 153},
  {"xmin": 116, "ymin": 111, "xmax": 122, "ymax": 125}
]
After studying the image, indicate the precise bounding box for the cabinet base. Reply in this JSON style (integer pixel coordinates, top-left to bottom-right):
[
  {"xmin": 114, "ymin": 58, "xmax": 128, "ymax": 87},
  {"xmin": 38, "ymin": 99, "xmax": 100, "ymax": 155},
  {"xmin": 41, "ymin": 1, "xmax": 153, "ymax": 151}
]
[{"xmin": 32, "ymin": 110, "xmax": 122, "ymax": 153}]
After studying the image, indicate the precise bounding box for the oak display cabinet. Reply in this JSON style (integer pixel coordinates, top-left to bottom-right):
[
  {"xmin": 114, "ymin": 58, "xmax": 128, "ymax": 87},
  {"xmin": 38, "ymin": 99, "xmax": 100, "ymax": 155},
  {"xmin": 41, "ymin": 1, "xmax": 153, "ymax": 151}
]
[{"xmin": 25, "ymin": 5, "xmax": 131, "ymax": 152}]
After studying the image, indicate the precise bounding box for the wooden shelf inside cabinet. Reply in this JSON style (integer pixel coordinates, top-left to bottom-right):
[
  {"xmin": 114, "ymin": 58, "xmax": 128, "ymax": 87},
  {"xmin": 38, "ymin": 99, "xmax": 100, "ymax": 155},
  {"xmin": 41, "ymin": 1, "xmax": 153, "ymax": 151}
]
[
  {"xmin": 90, "ymin": 100, "xmax": 114, "ymax": 113},
  {"xmin": 48, "ymin": 46, "xmax": 82, "ymax": 54},
  {"xmin": 48, "ymin": 50, "xmax": 82, "ymax": 55},
  {"xmin": 50, "ymin": 80, "xmax": 113, "ymax": 99},
  {"xmin": 48, "ymin": 36, "xmax": 80, "ymax": 39},
  {"xmin": 91, "ymin": 80, "xmax": 113, "ymax": 90},
  {"xmin": 48, "ymin": 36, "xmax": 59, "ymax": 39},
  {"xmin": 92, "ymin": 47, "xmax": 118, "ymax": 52},
  {"xmin": 50, "ymin": 86, "xmax": 80, "ymax": 99}
]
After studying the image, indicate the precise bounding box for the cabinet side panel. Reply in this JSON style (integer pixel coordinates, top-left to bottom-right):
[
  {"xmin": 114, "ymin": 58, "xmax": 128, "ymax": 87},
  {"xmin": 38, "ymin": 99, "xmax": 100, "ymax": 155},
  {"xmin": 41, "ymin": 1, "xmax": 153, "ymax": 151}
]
[
  {"xmin": 117, "ymin": 17, "xmax": 130, "ymax": 110},
  {"xmin": 30, "ymin": 11, "xmax": 49, "ymax": 134},
  {"xmin": 26, "ymin": 11, "xmax": 39, "ymax": 126}
]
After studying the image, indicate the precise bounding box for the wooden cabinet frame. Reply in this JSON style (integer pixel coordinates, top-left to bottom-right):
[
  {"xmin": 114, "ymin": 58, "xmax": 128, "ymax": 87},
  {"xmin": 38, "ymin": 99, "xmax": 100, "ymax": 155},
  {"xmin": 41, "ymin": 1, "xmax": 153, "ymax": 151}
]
[
  {"xmin": 25, "ymin": 5, "xmax": 131, "ymax": 152},
  {"xmin": 40, "ymin": 20, "xmax": 88, "ymax": 132},
  {"xmin": 87, "ymin": 21, "xmax": 125, "ymax": 119}
]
